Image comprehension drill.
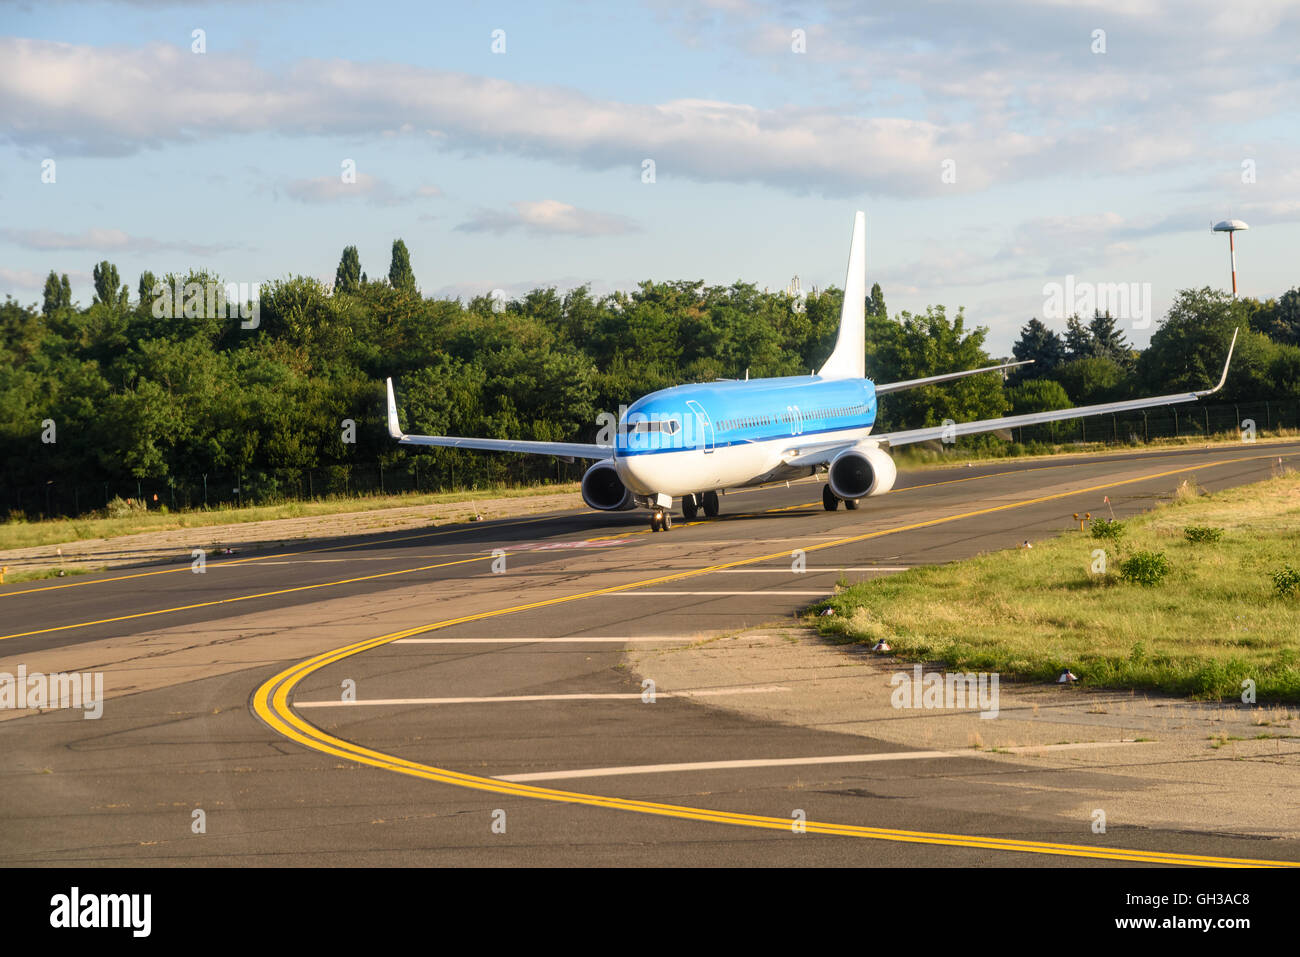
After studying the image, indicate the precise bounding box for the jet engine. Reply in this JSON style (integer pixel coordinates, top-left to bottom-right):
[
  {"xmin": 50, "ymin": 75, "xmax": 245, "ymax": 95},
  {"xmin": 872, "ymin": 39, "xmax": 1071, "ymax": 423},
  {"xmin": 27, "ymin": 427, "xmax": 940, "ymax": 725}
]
[
  {"xmin": 581, "ymin": 459, "xmax": 637, "ymax": 511},
  {"xmin": 827, "ymin": 444, "xmax": 897, "ymax": 500}
]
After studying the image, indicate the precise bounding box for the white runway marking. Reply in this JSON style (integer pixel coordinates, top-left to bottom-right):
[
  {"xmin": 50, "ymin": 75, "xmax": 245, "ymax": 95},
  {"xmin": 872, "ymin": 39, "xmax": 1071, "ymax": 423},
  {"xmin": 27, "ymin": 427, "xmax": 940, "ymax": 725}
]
[
  {"xmin": 393, "ymin": 636, "xmax": 693, "ymax": 644},
  {"xmin": 715, "ymin": 566, "xmax": 911, "ymax": 573},
  {"xmin": 494, "ymin": 740, "xmax": 1153, "ymax": 782},
  {"xmin": 254, "ymin": 559, "xmax": 350, "ymax": 564},
  {"xmin": 607, "ymin": 590, "xmax": 830, "ymax": 596},
  {"xmin": 295, "ymin": 685, "xmax": 788, "ymax": 707},
  {"xmin": 496, "ymin": 750, "xmax": 961, "ymax": 782}
]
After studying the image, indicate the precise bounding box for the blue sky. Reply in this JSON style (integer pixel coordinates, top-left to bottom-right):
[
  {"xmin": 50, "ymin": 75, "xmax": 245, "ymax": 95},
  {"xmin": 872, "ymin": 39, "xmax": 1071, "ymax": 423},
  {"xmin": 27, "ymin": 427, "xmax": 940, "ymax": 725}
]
[{"xmin": 3, "ymin": 0, "xmax": 1298, "ymax": 352}]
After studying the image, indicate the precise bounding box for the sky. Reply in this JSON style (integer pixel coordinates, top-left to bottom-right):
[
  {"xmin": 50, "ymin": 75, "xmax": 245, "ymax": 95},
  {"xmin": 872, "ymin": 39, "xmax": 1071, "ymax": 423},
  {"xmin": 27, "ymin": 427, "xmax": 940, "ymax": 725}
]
[{"xmin": 2, "ymin": 0, "xmax": 1298, "ymax": 352}]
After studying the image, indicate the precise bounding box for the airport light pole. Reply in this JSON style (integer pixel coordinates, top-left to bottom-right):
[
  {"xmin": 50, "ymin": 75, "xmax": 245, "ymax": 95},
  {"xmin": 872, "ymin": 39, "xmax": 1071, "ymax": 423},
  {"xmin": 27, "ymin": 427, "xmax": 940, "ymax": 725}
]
[{"xmin": 1211, "ymin": 219, "xmax": 1249, "ymax": 297}]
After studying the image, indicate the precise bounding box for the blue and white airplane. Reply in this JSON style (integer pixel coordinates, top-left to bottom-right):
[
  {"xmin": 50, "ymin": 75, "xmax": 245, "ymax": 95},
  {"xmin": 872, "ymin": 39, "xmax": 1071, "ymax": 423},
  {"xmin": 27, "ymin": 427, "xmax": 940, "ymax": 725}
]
[{"xmin": 386, "ymin": 211, "xmax": 1236, "ymax": 532}]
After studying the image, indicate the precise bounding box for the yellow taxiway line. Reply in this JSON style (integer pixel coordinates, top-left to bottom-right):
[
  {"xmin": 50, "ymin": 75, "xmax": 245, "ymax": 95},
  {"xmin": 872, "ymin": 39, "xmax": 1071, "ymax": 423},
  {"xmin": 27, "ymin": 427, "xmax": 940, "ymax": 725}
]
[
  {"xmin": 254, "ymin": 450, "xmax": 1300, "ymax": 867},
  {"xmin": 0, "ymin": 512, "xmax": 564, "ymax": 598},
  {"xmin": 0, "ymin": 555, "xmax": 488, "ymax": 642}
]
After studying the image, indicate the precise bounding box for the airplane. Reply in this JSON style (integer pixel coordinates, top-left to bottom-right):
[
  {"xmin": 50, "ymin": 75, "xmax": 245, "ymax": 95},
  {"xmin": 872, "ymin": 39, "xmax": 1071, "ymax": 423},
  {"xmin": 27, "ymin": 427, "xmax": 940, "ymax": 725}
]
[{"xmin": 385, "ymin": 211, "xmax": 1237, "ymax": 533}]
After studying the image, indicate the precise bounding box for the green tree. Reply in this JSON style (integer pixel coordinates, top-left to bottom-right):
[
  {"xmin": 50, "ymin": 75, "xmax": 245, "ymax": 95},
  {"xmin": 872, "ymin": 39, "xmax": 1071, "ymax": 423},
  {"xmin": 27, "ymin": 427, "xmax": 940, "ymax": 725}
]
[
  {"xmin": 335, "ymin": 245, "xmax": 362, "ymax": 294},
  {"xmin": 137, "ymin": 271, "xmax": 158, "ymax": 306},
  {"xmin": 867, "ymin": 282, "xmax": 887, "ymax": 319},
  {"xmin": 1054, "ymin": 356, "xmax": 1125, "ymax": 405},
  {"xmin": 1064, "ymin": 314, "xmax": 1095, "ymax": 359},
  {"xmin": 42, "ymin": 270, "xmax": 71, "ymax": 316},
  {"xmin": 1260, "ymin": 287, "xmax": 1300, "ymax": 346},
  {"xmin": 1137, "ymin": 287, "xmax": 1256, "ymax": 398},
  {"xmin": 92, "ymin": 260, "xmax": 127, "ymax": 308},
  {"xmin": 1011, "ymin": 318, "xmax": 1065, "ymax": 382},
  {"xmin": 1089, "ymin": 311, "xmax": 1132, "ymax": 367},
  {"xmin": 1006, "ymin": 378, "xmax": 1072, "ymax": 415},
  {"xmin": 388, "ymin": 239, "xmax": 416, "ymax": 294},
  {"xmin": 868, "ymin": 306, "xmax": 1007, "ymax": 430}
]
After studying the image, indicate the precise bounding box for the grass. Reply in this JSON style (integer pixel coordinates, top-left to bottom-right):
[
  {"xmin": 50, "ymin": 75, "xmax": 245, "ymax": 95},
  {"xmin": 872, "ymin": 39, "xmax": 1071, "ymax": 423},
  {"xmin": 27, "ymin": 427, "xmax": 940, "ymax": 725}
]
[
  {"xmin": 811, "ymin": 470, "xmax": 1300, "ymax": 703},
  {"xmin": 0, "ymin": 565, "xmax": 102, "ymax": 584},
  {"xmin": 0, "ymin": 481, "xmax": 582, "ymax": 551}
]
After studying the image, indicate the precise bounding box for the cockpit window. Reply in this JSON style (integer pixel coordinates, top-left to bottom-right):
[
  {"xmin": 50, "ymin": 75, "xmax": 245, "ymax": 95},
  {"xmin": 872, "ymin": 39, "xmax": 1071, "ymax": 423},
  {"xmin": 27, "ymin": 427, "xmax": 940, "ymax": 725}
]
[{"xmin": 625, "ymin": 418, "xmax": 680, "ymax": 435}]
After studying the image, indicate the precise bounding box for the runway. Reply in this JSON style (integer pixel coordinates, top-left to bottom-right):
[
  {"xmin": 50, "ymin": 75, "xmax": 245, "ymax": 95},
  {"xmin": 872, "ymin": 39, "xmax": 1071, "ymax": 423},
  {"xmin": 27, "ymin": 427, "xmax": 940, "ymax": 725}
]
[{"xmin": 3, "ymin": 442, "xmax": 1299, "ymax": 866}]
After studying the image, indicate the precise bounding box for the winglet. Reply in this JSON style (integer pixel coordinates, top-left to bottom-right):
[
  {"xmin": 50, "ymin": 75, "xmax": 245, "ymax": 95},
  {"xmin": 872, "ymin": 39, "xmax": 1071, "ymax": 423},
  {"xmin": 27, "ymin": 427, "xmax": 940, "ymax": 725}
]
[
  {"xmin": 1195, "ymin": 327, "xmax": 1238, "ymax": 397},
  {"xmin": 385, "ymin": 377, "xmax": 405, "ymax": 439}
]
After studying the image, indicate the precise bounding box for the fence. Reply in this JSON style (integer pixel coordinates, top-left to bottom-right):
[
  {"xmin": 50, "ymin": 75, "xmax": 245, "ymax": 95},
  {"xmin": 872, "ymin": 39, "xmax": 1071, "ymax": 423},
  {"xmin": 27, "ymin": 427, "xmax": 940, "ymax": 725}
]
[
  {"xmin": 1005, "ymin": 398, "xmax": 1298, "ymax": 447},
  {"xmin": 3, "ymin": 398, "xmax": 1297, "ymax": 520},
  {"xmin": 2, "ymin": 458, "xmax": 584, "ymax": 521}
]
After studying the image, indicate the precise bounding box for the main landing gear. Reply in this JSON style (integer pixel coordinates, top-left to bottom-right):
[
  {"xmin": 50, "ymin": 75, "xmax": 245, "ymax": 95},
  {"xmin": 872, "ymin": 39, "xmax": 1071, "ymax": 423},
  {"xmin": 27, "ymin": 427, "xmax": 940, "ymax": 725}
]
[
  {"xmin": 822, "ymin": 485, "xmax": 860, "ymax": 511},
  {"xmin": 681, "ymin": 491, "xmax": 720, "ymax": 521}
]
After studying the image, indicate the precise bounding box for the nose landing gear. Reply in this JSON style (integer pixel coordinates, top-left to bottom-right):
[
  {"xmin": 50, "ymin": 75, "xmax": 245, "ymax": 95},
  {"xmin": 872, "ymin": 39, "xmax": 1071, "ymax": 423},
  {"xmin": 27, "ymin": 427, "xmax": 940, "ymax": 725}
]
[{"xmin": 650, "ymin": 508, "xmax": 673, "ymax": 532}]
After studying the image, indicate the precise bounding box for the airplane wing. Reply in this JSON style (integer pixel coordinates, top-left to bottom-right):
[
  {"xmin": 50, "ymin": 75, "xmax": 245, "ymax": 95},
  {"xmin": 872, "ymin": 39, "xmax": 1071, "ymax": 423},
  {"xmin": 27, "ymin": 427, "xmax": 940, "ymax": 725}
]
[
  {"xmin": 385, "ymin": 378, "xmax": 610, "ymax": 460},
  {"xmin": 873, "ymin": 359, "xmax": 1032, "ymax": 394},
  {"xmin": 785, "ymin": 329, "xmax": 1237, "ymax": 462}
]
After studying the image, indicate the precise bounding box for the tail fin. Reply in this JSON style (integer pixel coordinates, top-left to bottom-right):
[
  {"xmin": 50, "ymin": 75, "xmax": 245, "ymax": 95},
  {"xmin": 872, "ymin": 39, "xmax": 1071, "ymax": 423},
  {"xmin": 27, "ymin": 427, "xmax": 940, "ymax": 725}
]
[{"xmin": 817, "ymin": 210, "xmax": 867, "ymax": 380}]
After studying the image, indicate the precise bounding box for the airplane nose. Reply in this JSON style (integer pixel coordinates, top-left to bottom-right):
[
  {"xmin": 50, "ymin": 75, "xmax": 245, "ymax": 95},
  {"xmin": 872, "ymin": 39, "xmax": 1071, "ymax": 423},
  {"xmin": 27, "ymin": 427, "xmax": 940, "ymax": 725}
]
[{"xmin": 615, "ymin": 452, "xmax": 653, "ymax": 496}]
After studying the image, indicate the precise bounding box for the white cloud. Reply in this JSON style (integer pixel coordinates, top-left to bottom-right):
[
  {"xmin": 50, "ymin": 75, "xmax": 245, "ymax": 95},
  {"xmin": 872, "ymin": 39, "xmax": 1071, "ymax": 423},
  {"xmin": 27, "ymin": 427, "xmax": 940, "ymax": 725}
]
[
  {"xmin": 0, "ymin": 227, "xmax": 234, "ymax": 255},
  {"xmin": 0, "ymin": 38, "xmax": 1040, "ymax": 197},
  {"xmin": 284, "ymin": 171, "xmax": 396, "ymax": 205},
  {"xmin": 0, "ymin": 266, "xmax": 93, "ymax": 296},
  {"xmin": 455, "ymin": 200, "xmax": 639, "ymax": 237},
  {"xmin": 282, "ymin": 173, "xmax": 445, "ymax": 206}
]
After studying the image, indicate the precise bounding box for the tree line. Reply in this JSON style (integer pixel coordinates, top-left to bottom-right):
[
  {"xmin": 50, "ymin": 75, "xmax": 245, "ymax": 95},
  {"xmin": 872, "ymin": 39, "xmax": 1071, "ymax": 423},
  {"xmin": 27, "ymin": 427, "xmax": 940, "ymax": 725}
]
[{"xmin": 3, "ymin": 236, "xmax": 1299, "ymax": 510}]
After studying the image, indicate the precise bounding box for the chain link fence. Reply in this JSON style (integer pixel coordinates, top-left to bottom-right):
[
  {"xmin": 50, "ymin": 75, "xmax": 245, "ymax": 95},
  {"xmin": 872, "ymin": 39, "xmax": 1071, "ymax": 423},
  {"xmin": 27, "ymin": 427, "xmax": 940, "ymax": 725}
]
[{"xmin": 3, "ymin": 398, "xmax": 1297, "ymax": 520}]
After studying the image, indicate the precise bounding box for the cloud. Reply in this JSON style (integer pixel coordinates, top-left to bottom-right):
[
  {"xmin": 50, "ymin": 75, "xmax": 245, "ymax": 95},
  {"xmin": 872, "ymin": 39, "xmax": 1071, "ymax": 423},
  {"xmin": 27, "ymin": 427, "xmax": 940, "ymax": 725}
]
[
  {"xmin": 0, "ymin": 267, "xmax": 51, "ymax": 293},
  {"xmin": 284, "ymin": 172, "xmax": 389, "ymax": 204},
  {"xmin": 455, "ymin": 200, "xmax": 638, "ymax": 237},
  {"xmin": 428, "ymin": 275, "xmax": 637, "ymax": 302},
  {"xmin": 0, "ymin": 37, "xmax": 1038, "ymax": 197},
  {"xmin": 282, "ymin": 172, "xmax": 443, "ymax": 206},
  {"xmin": 0, "ymin": 227, "xmax": 234, "ymax": 255},
  {"xmin": 653, "ymin": 1, "xmax": 1300, "ymax": 179},
  {"xmin": 0, "ymin": 266, "xmax": 93, "ymax": 296}
]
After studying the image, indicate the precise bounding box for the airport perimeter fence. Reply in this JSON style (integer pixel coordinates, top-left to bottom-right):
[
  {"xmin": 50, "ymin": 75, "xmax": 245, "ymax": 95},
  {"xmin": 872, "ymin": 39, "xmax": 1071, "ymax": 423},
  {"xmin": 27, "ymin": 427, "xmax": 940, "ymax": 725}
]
[{"xmin": 2, "ymin": 398, "xmax": 1298, "ymax": 521}]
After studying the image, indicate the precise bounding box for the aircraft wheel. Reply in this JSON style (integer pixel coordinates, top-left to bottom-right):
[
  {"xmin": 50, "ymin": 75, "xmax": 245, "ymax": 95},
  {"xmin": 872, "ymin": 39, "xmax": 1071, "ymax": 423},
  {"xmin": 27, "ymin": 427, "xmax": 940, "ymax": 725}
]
[
  {"xmin": 682, "ymin": 494, "xmax": 699, "ymax": 520},
  {"xmin": 822, "ymin": 485, "xmax": 840, "ymax": 511},
  {"xmin": 661, "ymin": 510, "xmax": 672, "ymax": 530},
  {"xmin": 702, "ymin": 490, "xmax": 720, "ymax": 517},
  {"xmin": 650, "ymin": 511, "xmax": 662, "ymax": 532},
  {"xmin": 845, "ymin": 498, "xmax": 860, "ymax": 510}
]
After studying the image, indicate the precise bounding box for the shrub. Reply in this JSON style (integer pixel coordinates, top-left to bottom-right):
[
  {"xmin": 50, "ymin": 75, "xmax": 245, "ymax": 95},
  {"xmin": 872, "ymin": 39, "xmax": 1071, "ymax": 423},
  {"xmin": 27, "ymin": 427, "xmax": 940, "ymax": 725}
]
[
  {"xmin": 1274, "ymin": 564, "xmax": 1300, "ymax": 599},
  {"xmin": 1090, "ymin": 518, "xmax": 1125, "ymax": 544},
  {"xmin": 1183, "ymin": 525, "xmax": 1223, "ymax": 544},
  {"xmin": 105, "ymin": 496, "xmax": 147, "ymax": 519},
  {"xmin": 1120, "ymin": 550, "xmax": 1171, "ymax": 586}
]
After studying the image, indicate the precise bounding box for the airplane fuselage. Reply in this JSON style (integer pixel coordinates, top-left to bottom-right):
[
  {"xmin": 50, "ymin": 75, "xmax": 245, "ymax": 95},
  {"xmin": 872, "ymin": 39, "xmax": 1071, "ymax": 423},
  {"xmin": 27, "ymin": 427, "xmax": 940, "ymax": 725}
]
[{"xmin": 613, "ymin": 374, "xmax": 878, "ymax": 497}]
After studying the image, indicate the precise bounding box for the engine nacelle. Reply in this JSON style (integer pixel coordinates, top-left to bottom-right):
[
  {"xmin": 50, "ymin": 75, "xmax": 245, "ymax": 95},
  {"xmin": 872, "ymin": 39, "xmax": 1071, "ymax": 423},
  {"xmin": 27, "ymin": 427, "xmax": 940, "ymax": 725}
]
[
  {"xmin": 827, "ymin": 444, "xmax": 897, "ymax": 500},
  {"xmin": 581, "ymin": 459, "xmax": 637, "ymax": 511}
]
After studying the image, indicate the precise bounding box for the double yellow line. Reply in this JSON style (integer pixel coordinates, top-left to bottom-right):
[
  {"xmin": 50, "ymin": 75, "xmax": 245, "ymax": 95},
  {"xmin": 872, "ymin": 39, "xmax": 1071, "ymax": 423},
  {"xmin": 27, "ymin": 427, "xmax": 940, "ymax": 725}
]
[{"xmin": 255, "ymin": 450, "xmax": 1300, "ymax": 867}]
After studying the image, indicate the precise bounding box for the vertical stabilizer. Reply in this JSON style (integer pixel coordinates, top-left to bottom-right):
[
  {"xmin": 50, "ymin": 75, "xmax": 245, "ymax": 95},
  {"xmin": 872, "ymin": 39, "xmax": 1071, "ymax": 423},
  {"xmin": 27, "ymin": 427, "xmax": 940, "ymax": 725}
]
[{"xmin": 817, "ymin": 210, "xmax": 867, "ymax": 380}]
